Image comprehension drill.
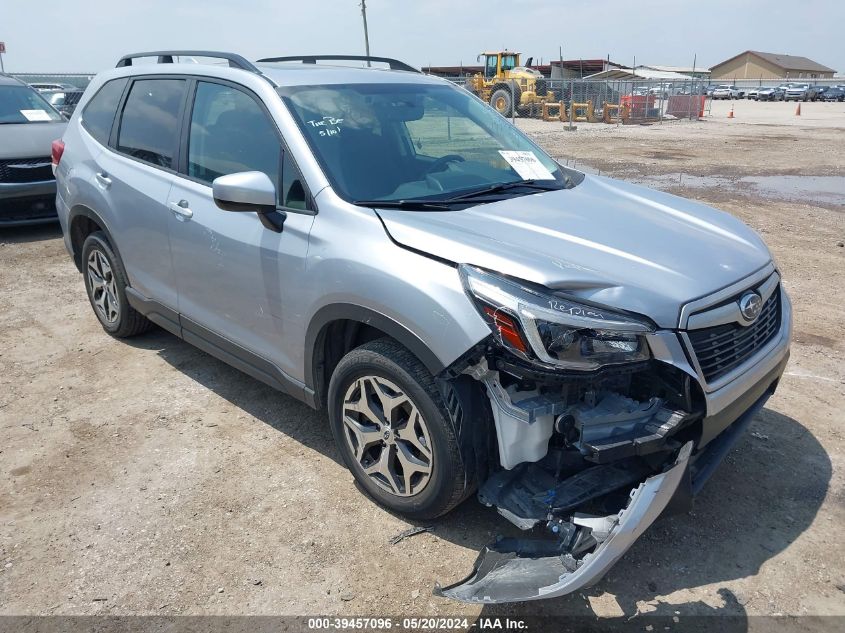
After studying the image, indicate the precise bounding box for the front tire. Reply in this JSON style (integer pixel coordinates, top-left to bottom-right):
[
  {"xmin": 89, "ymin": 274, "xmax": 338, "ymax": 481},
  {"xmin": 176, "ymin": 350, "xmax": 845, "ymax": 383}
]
[
  {"xmin": 81, "ymin": 231, "xmax": 152, "ymax": 338},
  {"xmin": 328, "ymin": 339, "xmax": 472, "ymax": 519},
  {"xmin": 490, "ymin": 88, "xmax": 514, "ymax": 117}
]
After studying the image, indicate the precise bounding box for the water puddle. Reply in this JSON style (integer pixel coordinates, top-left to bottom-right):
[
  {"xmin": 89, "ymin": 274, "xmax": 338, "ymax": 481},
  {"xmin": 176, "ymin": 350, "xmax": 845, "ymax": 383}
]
[
  {"xmin": 625, "ymin": 172, "xmax": 845, "ymax": 207},
  {"xmin": 629, "ymin": 173, "xmax": 730, "ymax": 189},
  {"xmin": 739, "ymin": 175, "xmax": 845, "ymax": 206}
]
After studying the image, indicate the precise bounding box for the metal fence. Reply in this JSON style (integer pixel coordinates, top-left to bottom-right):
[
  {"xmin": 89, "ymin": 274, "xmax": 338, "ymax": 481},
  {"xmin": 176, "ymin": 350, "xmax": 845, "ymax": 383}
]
[
  {"xmin": 444, "ymin": 75, "xmax": 844, "ymax": 124},
  {"xmin": 10, "ymin": 73, "xmax": 95, "ymax": 89},
  {"xmin": 449, "ymin": 77, "xmax": 711, "ymax": 124}
]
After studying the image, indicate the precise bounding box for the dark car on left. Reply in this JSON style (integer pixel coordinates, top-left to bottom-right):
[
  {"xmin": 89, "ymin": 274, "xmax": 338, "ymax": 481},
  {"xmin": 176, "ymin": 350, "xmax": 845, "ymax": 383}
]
[{"xmin": 0, "ymin": 74, "xmax": 67, "ymax": 226}]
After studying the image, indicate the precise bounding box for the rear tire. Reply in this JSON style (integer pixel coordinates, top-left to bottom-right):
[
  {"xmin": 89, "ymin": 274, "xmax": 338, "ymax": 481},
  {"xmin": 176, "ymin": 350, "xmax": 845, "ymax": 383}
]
[
  {"xmin": 81, "ymin": 231, "xmax": 152, "ymax": 338},
  {"xmin": 328, "ymin": 339, "xmax": 473, "ymax": 519}
]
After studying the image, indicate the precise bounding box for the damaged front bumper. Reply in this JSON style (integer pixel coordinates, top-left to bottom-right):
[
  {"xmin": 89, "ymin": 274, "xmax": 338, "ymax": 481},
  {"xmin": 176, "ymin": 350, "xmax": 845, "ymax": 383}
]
[
  {"xmin": 433, "ymin": 278, "xmax": 790, "ymax": 604},
  {"xmin": 435, "ymin": 442, "xmax": 692, "ymax": 603}
]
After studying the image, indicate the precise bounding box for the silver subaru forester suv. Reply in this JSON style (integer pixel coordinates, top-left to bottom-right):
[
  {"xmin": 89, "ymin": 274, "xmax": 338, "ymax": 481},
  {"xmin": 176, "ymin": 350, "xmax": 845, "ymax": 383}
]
[{"xmin": 53, "ymin": 52, "xmax": 791, "ymax": 603}]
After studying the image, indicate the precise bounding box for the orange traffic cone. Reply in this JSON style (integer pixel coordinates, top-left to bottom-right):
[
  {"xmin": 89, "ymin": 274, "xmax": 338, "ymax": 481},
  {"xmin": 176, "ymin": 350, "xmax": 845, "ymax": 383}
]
[
  {"xmin": 795, "ymin": 103, "xmax": 801, "ymax": 116},
  {"xmin": 728, "ymin": 104, "xmax": 734, "ymax": 118}
]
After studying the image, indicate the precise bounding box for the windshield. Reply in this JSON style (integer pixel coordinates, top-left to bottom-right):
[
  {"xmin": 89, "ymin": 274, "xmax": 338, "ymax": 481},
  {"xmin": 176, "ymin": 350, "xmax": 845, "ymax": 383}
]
[
  {"xmin": 280, "ymin": 82, "xmax": 571, "ymax": 204},
  {"xmin": 0, "ymin": 85, "xmax": 63, "ymax": 124}
]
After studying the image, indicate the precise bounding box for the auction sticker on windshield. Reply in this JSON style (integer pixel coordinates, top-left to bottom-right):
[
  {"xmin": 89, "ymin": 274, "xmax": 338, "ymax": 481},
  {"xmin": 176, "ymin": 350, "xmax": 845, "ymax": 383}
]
[
  {"xmin": 20, "ymin": 109, "xmax": 52, "ymax": 122},
  {"xmin": 499, "ymin": 150, "xmax": 555, "ymax": 180}
]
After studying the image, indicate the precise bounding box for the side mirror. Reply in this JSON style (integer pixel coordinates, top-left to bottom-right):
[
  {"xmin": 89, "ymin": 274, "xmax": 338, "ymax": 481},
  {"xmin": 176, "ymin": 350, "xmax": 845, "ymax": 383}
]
[
  {"xmin": 212, "ymin": 171, "xmax": 276, "ymax": 213},
  {"xmin": 212, "ymin": 171, "xmax": 286, "ymax": 232}
]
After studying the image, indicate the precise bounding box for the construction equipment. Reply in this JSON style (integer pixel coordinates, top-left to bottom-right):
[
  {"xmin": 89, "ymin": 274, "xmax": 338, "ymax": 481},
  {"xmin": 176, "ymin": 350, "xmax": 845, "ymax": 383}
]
[
  {"xmin": 569, "ymin": 100, "xmax": 595, "ymax": 122},
  {"xmin": 602, "ymin": 102, "xmax": 621, "ymax": 124},
  {"xmin": 465, "ymin": 51, "xmax": 555, "ymax": 117},
  {"xmin": 541, "ymin": 101, "xmax": 565, "ymax": 121}
]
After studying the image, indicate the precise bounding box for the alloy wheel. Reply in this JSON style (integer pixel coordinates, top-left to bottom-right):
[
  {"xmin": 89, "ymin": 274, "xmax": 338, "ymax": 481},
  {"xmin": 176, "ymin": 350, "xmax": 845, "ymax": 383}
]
[
  {"xmin": 87, "ymin": 249, "xmax": 120, "ymax": 324},
  {"xmin": 341, "ymin": 375, "xmax": 433, "ymax": 497}
]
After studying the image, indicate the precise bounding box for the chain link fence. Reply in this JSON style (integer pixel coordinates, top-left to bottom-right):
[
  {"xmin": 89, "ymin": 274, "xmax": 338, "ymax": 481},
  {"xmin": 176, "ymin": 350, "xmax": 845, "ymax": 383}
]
[
  {"xmin": 444, "ymin": 75, "xmax": 844, "ymax": 123},
  {"xmin": 448, "ymin": 77, "xmax": 708, "ymax": 124},
  {"xmin": 9, "ymin": 73, "xmax": 95, "ymax": 89}
]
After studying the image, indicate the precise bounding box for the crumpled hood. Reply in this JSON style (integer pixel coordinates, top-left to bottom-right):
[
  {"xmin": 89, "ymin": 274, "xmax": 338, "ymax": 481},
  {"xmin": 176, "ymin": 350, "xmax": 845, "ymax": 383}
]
[
  {"xmin": 377, "ymin": 174, "xmax": 772, "ymax": 328},
  {"xmin": 0, "ymin": 121, "xmax": 66, "ymax": 159}
]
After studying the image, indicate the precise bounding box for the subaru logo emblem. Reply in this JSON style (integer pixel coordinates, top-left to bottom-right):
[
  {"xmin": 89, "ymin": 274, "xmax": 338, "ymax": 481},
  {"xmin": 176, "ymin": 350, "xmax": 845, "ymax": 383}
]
[{"xmin": 739, "ymin": 292, "xmax": 763, "ymax": 322}]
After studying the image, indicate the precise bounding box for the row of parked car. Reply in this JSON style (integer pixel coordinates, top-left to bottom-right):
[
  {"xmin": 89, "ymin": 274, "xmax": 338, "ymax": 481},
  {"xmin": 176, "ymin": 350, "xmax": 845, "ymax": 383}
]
[
  {"xmin": 630, "ymin": 82, "xmax": 845, "ymax": 102},
  {"xmin": 28, "ymin": 80, "xmax": 86, "ymax": 117},
  {"xmin": 709, "ymin": 83, "xmax": 845, "ymax": 102}
]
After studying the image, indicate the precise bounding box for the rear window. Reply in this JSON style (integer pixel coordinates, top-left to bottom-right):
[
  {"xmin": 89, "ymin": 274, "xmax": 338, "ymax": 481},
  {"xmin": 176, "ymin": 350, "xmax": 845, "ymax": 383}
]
[
  {"xmin": 81, "ymin": 78, "xmax": 128, "ymax": 145},
  {"xmin": 0, "ymin": 85, "xmax": 63, "ymax": 124},
  {"xmin": 117, "ymin": 79, "xmax": 186, "ymax": 169}
]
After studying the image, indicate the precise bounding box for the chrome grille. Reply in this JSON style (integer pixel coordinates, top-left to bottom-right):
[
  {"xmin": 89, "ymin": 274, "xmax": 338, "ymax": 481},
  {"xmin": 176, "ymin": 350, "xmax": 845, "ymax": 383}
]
[
  {"xmin": 688, "ymin": 287, "xmax": 781, "ymax": 382},
  {"xmin": 0, "ymin": 157, "xmax": 54, "ymax": 184}
]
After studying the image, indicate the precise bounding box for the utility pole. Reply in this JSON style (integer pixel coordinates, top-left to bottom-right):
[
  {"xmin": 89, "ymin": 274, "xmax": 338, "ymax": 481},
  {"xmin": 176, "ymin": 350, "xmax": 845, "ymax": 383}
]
[
  {"xmin": 360, "ymin": 1, "xmax": 371, "ymax": 66},
  {"xmin": 688, "ymin": 53, "xmax": 697, "ymax": 121},
  {"xmin": 558, "ymin": 45, "xmax": 563, "ymax": 79}
]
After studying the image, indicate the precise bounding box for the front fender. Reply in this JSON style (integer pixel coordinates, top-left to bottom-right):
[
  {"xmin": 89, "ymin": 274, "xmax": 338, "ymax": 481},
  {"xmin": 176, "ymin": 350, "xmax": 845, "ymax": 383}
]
[
  {"xmin": 304, "ymin": 302, "xmax": 448, "ymax": 384},
  {"xmin": 301, "ymin": 189, "xmax": 491, "ymax": 394}
]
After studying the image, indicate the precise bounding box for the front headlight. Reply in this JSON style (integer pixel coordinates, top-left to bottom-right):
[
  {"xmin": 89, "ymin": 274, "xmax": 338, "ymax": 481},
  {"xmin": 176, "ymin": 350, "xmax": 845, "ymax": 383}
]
[{"xmin": 459, "ymin": 265, "xmax": 653, "ymax": 370}]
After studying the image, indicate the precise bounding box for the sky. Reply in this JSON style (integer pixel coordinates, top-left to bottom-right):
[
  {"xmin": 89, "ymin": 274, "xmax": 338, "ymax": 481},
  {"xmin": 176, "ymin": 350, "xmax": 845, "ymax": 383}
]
[{"xmin": 1, "ymin": 0, "xmax": 842, "ymax": 74}]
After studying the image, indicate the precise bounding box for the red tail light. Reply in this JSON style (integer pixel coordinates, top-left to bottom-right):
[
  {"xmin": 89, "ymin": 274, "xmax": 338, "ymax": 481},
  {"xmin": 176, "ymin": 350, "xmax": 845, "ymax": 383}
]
[{"xmin": 51, "ymin": 139, "xmax": 65, "ymax": 168}]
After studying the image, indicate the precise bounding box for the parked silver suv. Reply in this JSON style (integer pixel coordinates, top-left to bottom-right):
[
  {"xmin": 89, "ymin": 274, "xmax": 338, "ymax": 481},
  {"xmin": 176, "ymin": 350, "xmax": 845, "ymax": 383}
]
[{"xmin": 54, "ymin": 51, "xmax": 791, "ymax": 604}]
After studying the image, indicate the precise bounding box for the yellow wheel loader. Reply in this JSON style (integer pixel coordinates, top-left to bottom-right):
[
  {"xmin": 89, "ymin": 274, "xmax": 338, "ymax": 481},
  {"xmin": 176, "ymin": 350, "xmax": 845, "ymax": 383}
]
[{"xmin": 465, "ymin": 51, "xmax": 555, "ymax": 117}]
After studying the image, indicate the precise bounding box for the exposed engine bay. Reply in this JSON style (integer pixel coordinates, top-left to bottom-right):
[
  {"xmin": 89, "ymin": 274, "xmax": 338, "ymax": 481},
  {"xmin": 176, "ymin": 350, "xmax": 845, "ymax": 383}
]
[
  {"xmin": 433, "ymin": 343, "xmax": 708, "ymax": 603},
  {"xmin": 425, "ymin": 265, "xmax": 786, "ymax": 603}
]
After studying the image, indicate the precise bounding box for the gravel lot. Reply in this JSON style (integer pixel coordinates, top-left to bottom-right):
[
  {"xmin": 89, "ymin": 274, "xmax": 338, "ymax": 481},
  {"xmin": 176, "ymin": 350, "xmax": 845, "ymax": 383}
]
[{"xmin": 1, "ymin": 102, "xmax": 844, "ymax": 626}]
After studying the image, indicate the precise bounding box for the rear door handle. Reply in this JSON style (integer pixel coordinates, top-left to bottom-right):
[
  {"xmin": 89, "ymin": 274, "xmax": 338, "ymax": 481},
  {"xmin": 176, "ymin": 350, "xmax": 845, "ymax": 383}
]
[
  {"xmin": 94, "ymin": 172, "xmax": 111, "ymax": 189},
  {"xmin": 169, "ymin": 200, "xmax": 193, "ymax": 220}
]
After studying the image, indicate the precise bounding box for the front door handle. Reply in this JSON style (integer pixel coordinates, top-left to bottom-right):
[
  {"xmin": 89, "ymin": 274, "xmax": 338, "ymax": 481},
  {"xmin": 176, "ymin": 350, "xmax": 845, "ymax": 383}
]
[
  {"xmin": 94, "ymin": 172, "xmax": 111, "ymax": 189},
  {"xmin": 169, "ymin": 200, "xmax": 193, "ymax": 220}
]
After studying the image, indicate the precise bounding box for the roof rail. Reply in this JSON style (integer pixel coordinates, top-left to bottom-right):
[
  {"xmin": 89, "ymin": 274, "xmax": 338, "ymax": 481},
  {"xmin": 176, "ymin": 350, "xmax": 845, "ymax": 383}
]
[
  {"xmin": 256, "ymin": 55, "xmax": 419, "ymax": 73},
  {"xmin": 115, "ymin": 51, "xmax": 263, "ymax": 75}
]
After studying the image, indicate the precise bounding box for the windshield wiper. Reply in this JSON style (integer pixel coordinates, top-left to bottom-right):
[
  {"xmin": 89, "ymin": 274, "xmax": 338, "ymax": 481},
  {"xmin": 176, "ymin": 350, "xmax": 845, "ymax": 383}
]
[
  {"xmin": 443, "ymin": 180, "xmax": 564, "ymax": 202},
  {"xmin": 352, "ymin": 199, "xmax": 453, "ymax": 211},
  {"xmin": 352, "ymin": 181, "xmax": 566, "ymax": 211}
]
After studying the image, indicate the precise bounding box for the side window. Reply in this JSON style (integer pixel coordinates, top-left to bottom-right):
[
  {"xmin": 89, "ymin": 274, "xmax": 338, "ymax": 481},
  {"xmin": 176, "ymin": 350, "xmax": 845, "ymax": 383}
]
[
  {"xmin": 81, "ymin": 78, "xmax": 128, "ymax": 145},
  {"xmin": 485, "ymin": 56, "xmax": 497, "ymax": 78},
  {"xmin": 187, "ymin": 82, "xmax": 281, "ymax": 188},
  {"xmin": 117, "ymin": 79, "xmax": 186, "ymax": 169}
]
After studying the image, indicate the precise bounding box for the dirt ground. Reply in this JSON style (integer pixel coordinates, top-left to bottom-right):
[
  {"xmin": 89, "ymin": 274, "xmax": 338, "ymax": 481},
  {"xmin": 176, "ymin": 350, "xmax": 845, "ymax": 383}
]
[{"xmin": 1, "ymin": 103, "xmax": 844, "ymax": 627}]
